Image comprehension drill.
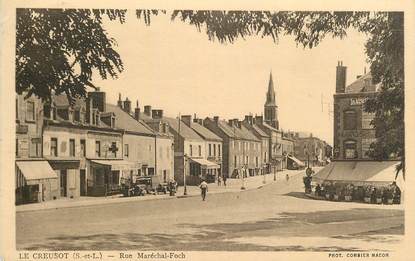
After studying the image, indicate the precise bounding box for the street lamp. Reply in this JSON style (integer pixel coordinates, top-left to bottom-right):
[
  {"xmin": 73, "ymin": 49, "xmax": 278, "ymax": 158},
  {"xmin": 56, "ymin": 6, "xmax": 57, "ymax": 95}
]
[
  {"xmin": 241, "ymin": 165, "xmax": 246, "ymax": 190},
  {"xmin": 273, "ymin": 163, "xmax": 276, "ymax": 181},
  {"xmin": 183, "ymin": 154, "xmax": 188, "ymax": 196}
]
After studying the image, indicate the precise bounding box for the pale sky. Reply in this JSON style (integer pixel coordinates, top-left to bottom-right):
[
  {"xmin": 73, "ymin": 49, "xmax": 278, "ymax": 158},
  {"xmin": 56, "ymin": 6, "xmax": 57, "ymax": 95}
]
[{"xmin": 93, "ymin": 11, "xmax": 370, "ymax": 145}]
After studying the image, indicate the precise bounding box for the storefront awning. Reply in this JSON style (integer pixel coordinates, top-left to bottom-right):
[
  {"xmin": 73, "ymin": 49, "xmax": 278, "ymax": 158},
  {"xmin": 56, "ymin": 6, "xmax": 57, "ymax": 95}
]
[
  {"xmin": 90, "ymin": 159, "xmax": 141, "ymax": 171},
  {"xmin": 313, "ymin": 160, "xmax": 402, "ymax": 185},
  {"xmin": 16, "ymin": 161, "xmax": 58, "ymax": 184},
  {"xmin": 287, "ymin": 155, "xmax": 305, "ymax": 167},
  {"xmin": 190, "ymin": 158, "xmax": 220, "ymax": 169}
]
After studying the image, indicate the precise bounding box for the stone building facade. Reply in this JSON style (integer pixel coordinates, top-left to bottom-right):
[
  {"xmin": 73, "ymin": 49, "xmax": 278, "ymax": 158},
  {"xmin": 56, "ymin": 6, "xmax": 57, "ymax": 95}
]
[{"xmin": 333, "ymin": 62, "xmax": 377, "ymax": 160}]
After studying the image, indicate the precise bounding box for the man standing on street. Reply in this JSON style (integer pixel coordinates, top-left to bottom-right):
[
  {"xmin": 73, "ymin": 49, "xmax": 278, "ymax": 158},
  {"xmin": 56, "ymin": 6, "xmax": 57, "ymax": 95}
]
[
  {"xmin": 223, "ymin": 174, "xmax": 227, "ymax": 187},
  {"xmin": 200, "ymin": 179, "xmax": 208, "ymax": 201}
]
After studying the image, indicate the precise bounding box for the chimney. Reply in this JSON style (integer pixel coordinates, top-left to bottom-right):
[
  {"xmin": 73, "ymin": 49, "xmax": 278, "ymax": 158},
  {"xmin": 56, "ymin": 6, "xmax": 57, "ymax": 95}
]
[
  {"xmin": 255, "ymin": 115, "xmax": 263, "ymax": 125},
  {"xmin": 336, "ymin": 61, "xmax": 347, "ymax": 93},
  {"xmin": 144, "ymin": 105, "xmax": 152, "ymax": 117},
  {"xmin": 229, "ymin": 119, "xmax": 240, "ymax": 128},
  {"xmin": 123, "ymin": 97, "xmax": 131, "ymax": 113},
  {"xmin": 213, "ymin": 116, "xmax": 219, "ymax": 125},
  {"xmin": 88, "ymin": 90, "xmax": 106, "ymax": 112},
  {"xmin": 237, "ymin": 120, "xmax": 243, "ymax": 128},
  {"xmin": 152, "ymin": 109, "xmax": 163, "ymax": 119},
  {"xmin": 244, "ymin": 115, "xmax": 254, "ymax": 125},
  {"xmin": 117, "ymin": 93, "xmax": 123, "ymax": 109},
  {"xmin": 134, "ymin": 100, "xmax": 140, "ymax": 121},
  {"xmin": 181, "ymin": 115, "xmax": 192, "ymax": 127}
]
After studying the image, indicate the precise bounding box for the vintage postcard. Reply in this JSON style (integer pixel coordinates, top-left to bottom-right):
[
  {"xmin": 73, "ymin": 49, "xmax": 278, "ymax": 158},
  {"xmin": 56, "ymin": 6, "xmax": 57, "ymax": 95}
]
[{"xmin": 1, "ymin": 0, "xmax": 414, "ymax": 260}]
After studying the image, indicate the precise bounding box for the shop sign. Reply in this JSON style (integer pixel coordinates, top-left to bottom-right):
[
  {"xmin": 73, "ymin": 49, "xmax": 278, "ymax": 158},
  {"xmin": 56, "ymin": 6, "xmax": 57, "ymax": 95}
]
[{"xmin": 350, "ymin": 97, "xmax": 367, "ymax": 106}]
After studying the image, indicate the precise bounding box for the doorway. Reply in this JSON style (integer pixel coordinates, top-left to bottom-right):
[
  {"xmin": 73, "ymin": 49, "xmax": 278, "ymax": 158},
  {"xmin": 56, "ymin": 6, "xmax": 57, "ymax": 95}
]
[
  {"xmin": 60, "ymin": 169, "xmax": 67, "ymax": 197},
  {"xmin": 80, "ymin": 169, "xmax": 86, "ymax": 196}
]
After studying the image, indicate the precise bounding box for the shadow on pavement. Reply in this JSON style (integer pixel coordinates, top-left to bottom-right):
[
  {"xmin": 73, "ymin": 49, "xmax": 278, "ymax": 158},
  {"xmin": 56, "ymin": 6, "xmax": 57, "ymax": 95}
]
[
  {"xmin": 283, "ymin": 191, "xmax": 311, "ymax": 199},
  {"xmin": 20, "ymin": 208, "xmax": 404, "ymax": 251}
]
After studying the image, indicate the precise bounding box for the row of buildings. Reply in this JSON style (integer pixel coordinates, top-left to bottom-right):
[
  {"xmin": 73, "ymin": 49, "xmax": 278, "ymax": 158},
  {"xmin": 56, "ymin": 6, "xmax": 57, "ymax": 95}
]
[{"xmin": 15, "ymin": 72, "xmax": 330, "ymax": 205}]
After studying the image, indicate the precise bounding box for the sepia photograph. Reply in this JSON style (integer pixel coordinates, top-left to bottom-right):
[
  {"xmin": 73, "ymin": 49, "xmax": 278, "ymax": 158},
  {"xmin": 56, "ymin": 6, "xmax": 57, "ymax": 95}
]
[{"xmin": 1, "ymin": 1, "xmax": 414, "ymax": 260}]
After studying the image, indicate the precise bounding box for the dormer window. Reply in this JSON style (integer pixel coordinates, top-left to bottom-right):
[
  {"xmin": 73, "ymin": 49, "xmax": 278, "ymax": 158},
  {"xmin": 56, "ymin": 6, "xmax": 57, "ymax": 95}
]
[
  {"xmin": 43, "ymin": 104, "xmax": 51, "ymax": 119},
  {"xmin": 74, "ymin": 109, "xmax": 80, "ymax": 122},
  {"xmin": 26, "ymin": 101, "xmax": 35, "ymax": 122}
]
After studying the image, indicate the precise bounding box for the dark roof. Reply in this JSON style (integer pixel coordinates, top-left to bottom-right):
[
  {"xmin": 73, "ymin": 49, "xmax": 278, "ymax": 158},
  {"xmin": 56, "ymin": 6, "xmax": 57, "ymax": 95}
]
[
  {"xmin": 216, "ymin": 120, "xmax": 259, "ymax": 141},
  {"xmin": 106, "ymin": 104, "xmax": 154, "ymax": 135},
  {"xmin": 260, "ymin": 122, "xmax": 280, "ymax": 132},
  {"xmin": 239, "ymin": 125, "xmax": 261, "ymax": 141},
  {"xmin": 346, "ymin": 73, "xmax": 380, "ymax": 93},
  {"xmin": 53, "ymin": 94, "xmax": 85, "ymax": 108},
  {"xmin": 190, "ymin": 122, "xmax": 223, "ymax": 142},
  {"xmin": 246, "ymin": 123, "xmax": 269, "ymax": 138},
  {"xmin": 162, "ymin": 117, "xmax": 204, "ymax": 141}
]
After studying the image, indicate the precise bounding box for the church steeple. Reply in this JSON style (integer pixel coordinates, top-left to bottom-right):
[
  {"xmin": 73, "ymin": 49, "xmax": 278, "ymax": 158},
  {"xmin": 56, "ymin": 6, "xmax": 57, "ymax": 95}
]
[
  {"xmin": 264, "ymin": 71, "xmax": 279, "ymax": 129},
  {"xmin": 265, "ymin": 71, "xmax": 276, "ymax": 106}
]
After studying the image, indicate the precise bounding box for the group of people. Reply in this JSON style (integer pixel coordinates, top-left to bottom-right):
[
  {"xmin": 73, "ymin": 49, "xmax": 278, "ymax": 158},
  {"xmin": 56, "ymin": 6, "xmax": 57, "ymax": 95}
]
[
  {"xmin": 312, "ymin": 181, "xmax": 401, "ymax": 204},
  {"xmin": 216, "ymin": 175, "xmax": 227, "ymax": 186}
]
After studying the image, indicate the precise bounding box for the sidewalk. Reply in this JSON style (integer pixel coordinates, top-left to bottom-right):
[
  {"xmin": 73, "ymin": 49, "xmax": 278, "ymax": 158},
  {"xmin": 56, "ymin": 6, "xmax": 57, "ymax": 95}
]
[{"xmin": 16, "ymin": 168, "xmax": 312, "ymax": 213}]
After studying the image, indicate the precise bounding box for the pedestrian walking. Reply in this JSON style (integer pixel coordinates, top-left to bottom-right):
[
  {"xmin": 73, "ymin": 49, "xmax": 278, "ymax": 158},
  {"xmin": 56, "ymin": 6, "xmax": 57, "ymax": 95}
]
[
  {"xmin": 286, "ymin": 173, "xmax": 289, "ymax": 182},
  {"xmin": 199, "ymin": 179, "xmax": 208, "ymax": 201},
  {"xmin": 223, "ymin": 175, "xmax": 227, "ymax": 187},
  {"xmin": 217, "ymin": 175, "xmax": 222, "ymax": 186}
]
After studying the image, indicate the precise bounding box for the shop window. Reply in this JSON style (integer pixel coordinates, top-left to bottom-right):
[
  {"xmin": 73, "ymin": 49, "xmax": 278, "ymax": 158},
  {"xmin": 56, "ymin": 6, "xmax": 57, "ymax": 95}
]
[
  {"xmin": 51, "ymin": 138, "xmax": 58, "ymax": 156},
  {"xmin": 344, "ymin": 140, "xmax": 357, "ymax": 159},
  {"xmin": 26, "ymin": 101, "xmax": 35, "ymax": 121},
  {"xmin": 95, "ymin": 141, "xmax": 101, "ymax": 157},
  {"xmin": 69, "ymin": 139, "xmax": 75, "ymax": 157},
  {"xmin": 343, "ymin": 110, "xmax": 357, "ymax": 130}
]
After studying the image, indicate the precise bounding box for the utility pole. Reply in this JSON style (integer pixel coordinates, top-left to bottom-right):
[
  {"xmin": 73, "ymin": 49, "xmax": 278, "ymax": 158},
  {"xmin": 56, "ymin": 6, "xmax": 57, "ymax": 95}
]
[{"xmin": 178, "ymin": 114, "xmax": 187, "ymax": 196}]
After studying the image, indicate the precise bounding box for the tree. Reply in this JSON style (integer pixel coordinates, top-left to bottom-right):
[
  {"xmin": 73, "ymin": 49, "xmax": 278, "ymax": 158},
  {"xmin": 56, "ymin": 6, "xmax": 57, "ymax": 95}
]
[{"xmin": 16, "ymin": 9, "xmax": 127, "ymax": 102}]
